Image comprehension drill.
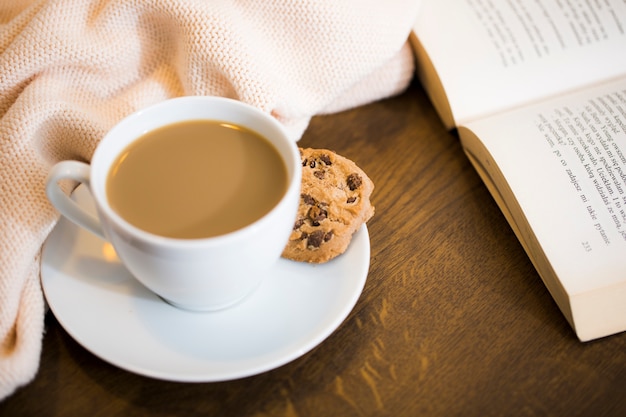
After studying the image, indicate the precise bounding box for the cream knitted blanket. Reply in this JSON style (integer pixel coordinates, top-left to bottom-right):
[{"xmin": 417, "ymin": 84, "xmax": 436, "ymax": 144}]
[{"xmin": 0, "ymin": 0, "xmax": 419, "ymax": 399}]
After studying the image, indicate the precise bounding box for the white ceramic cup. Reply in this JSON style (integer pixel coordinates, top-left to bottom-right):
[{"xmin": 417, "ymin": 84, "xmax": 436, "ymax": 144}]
[{"xmin": 46, "ymin": 96, "xmax": 301, "ymax": 311}]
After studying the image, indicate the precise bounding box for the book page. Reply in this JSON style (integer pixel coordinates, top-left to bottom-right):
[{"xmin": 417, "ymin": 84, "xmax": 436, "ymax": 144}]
[
  {"xmin": 414, "ymin": 0, "xmax": 626, "ymax": 127},
  {"xmin": 460, "ymin": 78, "xmax": 626, "ymax": 296}
]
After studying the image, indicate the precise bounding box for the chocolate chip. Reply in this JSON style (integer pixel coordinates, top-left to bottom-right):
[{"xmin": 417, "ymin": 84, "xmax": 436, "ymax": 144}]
[
  {"xmin": 320, "ymin": 154, "xmax": 332, "ymax": 165},
  {"xmin": 302, "ymin": 158, "xmax": 308, "ymax": 167},
  {"xmin": 324, "ymin": 231, "xmax": 333, "ymax": 242},
  {"xmin": 293, "ymin": 218, "xmax": 304, "ymax": 230},
  {"xmin": 347, "ymin": 196, "xmax": 357, "ymax": 204},
  {"xmin": 307, "ymin": 230, "xmax": 325, "ymax": 248},
  {"xmin": 301, "ymin": 194, "xmax": 316, "ymax": 205},
  {"xmin": 347, "ymin": 173, "xmax": 362, "ymax": 191},
  {"xmin": 308, "ymin": 160, "xmax": 316, "ymax": 168},
  {"xmin": 308, "ymin": 206, "xmax": 327, "ymax": 225},
  {"xmin": 314, "ymin": 170, "xmax": 325, "ymax": 180}
]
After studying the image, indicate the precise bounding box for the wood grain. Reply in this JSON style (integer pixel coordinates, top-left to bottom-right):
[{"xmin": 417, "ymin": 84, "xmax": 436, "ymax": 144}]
[{"xmin": 2, "ymin": 81, "xmax": 625, "ymax": 417}]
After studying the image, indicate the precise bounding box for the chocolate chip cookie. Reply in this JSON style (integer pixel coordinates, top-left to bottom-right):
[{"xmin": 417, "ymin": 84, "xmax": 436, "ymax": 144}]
[{"xmin": 281, "ymin": 148, "xmax": 374, "ymax": 263}]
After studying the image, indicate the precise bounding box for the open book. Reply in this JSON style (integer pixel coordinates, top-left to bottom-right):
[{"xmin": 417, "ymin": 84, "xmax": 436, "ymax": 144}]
[{"xmin": 410, "ymin": 0, "xmax": 626, "ymax": 341}]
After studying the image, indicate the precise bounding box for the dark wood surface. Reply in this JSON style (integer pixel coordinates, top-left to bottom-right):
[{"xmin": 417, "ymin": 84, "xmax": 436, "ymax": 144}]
[{"xmin": 2, "ymin": 81, "xmax": 625, "ymax": 416}]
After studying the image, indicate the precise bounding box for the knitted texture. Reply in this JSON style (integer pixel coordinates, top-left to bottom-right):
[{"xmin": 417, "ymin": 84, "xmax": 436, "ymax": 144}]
[{"xmin": 0, "ymin": 0, "xmax": 418, "ymax": 399}]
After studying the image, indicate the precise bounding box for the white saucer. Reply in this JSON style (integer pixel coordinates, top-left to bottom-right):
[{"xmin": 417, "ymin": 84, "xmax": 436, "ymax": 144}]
[{"xmin": 40, "ymin": 185, "xmax": 370, "ymax": 382}]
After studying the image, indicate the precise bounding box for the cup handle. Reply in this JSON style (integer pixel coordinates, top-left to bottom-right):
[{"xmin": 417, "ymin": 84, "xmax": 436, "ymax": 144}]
[{"xmin": 46, "ymin": 160, "xmax": 106, "ymax": 240}]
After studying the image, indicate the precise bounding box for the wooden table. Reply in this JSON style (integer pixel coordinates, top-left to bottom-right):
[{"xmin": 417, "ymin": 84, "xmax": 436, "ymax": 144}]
[{"xmin": 2, "ymin": 80, "xmax": 625, "ymax": 416}]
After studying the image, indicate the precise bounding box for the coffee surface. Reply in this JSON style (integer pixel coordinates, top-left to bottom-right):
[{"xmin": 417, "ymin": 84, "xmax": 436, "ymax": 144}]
[{"xmin": 107, "ymin": 120, "xmax": 288, "ymax": 239}]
